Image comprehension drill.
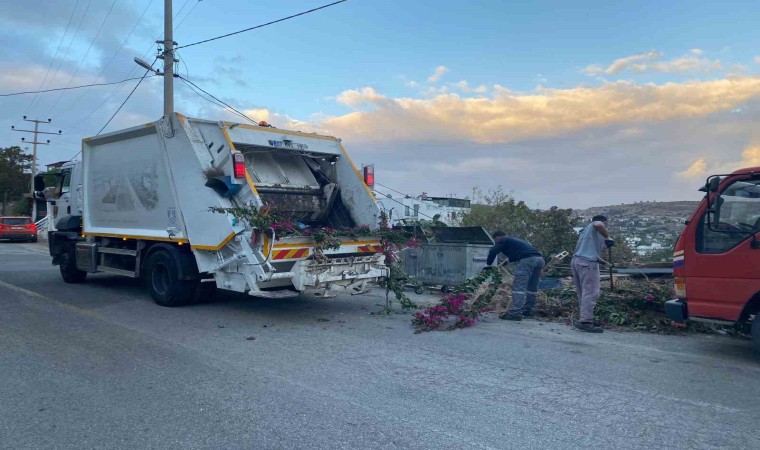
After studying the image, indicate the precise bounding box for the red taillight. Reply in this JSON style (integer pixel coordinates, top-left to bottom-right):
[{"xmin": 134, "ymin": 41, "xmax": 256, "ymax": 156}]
[
  {"xmin": 28, "ymin": 224, "xmax": 37, "ymax": 231},
  {"xmin": 363, "ymin": 165, "xmax": 374, "ymax": 188},
  {"xmin": 233, "ymin": 152, "xmax": 246, "ymax": 179}
]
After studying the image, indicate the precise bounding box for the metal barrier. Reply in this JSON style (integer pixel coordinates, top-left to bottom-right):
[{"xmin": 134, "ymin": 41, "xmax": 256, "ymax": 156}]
[{"xmin": 35, "ymin": 216, "xmax": 49, "ymax": 238}]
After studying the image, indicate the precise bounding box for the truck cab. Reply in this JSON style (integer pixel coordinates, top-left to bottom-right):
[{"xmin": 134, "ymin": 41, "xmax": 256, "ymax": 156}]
[{"xmin": 665, "ymin": 167, "xmax": 760, "ymax": 353}]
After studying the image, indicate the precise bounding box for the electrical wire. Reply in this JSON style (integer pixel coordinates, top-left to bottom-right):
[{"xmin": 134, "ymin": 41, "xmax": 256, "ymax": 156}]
[
  {"xmin": 30, "ymin": 0, "xmax": 93, "ymax": 116},
  {"xmin": 0, "ymin": 76, "xmax": 155, "ymax": 97},
  {"xmin": 68, "ymin": 69, "xmax": 152, "ymax": 161},
  {"xmin": 59, "ymin": 0, "xmax": 155, "ymax": 116},
  {"xmin": 174, "ymin": 0, "xmax": 201, "ymax": 31},
  {"xmin": 47, "ymin": 0, "xmax": 120, "ymax": 116},
  {"xmin": 66, "ymin": 0, "xmax": 202, "ymax": 134},
  {"xmin": 177, "ymin": 75, "xmax": 259, "ymax": 124},
  {"xmin": 175, "ymin": 0, "xmax": 348, "ymax": 49},
  {"xmin": 97, "ymin": 70, "xmax": 151, "ymax": 135},
  {"xmin": 23, "ymin": 0, "xmax": 81, "ymax": 116},
  {"xmin": 376, "ymin": 181, "xmax": 417, "ymax": 199},
  {"xmin": 372, "ymin": 187, "xmax": 438, "ymax": 221}
]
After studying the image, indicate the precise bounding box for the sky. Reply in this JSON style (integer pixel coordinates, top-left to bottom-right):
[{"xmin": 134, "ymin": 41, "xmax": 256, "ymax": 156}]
[{"xmin": 1, "ymin": 0, "xmax": 760, "ymax": 209}]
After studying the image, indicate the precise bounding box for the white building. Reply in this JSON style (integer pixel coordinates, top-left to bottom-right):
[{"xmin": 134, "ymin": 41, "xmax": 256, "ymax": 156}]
[{"xmin": 376, "ymin": 194, "xmax": 470, "ymax": 226}]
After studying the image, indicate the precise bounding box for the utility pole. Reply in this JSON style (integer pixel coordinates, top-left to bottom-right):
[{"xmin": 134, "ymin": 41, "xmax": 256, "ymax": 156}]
[
  {"xmin": 162, "ymin": 0, "xmax": 174, "ymax": 116},
  {"xmin": 11, "ymin": 117, "xmax": 62, "ymax": 221},
  {"xmin": 135, "ymin": 0, "xmax": 176, "ymax": 118}
]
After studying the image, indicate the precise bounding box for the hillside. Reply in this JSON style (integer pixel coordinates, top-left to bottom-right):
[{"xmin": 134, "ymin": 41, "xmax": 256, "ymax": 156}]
[
  {"xmin": 574, "ymin": 201, "xmax": 701, "ymax": 257},
  {"xmin": 574, "ymin": 201, "xmax": 699, "ymax": 220}
]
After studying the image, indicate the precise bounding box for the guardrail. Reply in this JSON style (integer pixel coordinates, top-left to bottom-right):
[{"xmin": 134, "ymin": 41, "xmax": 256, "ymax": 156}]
[{"xmin": 35, "ymin": 216, "xmax": 49, "ymax": 236}]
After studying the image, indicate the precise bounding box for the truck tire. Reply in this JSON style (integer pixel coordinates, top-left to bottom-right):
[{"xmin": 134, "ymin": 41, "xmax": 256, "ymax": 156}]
[
  {"xmin": 145, "ymin": 249, "xmax": 199, "ymax": 307},
  {"xmin": 752, "ymin": 317, "xmax": 760, "ymax": 356},
  {"xmin": 193, "ymin": 281, "xmax": 217, "ymax": 304},
  {"xmin": 60, "ymin": 242, "xmax": 87, "ymax": 283}
]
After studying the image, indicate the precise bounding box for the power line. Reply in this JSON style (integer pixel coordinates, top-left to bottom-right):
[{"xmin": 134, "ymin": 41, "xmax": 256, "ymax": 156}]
[
  {"xmin": 175, "ymin": 0, "xmax": 202, "ymax": 31},
  {"xmin": 376, "ymin": 181, "xmax": 418, "ymax": 199},
  {"xmin": 177, "ymin": 75, "xmax": 259, "ymax": 124},
  {"xmin": 373, "ymin": 187, "xmax": 438, "ymax": 221},
  {"xmin": 30, "ymin": 0, "xmax": 93, "ymax": 116},
  {"xmin": 23, "ymin": 0, "xmax": 81, "ymax": 116},
  {"xmin": 60, "ymin": 0, "xmax": 155, "ymax": 115},
  {"xmin": 47, "ymin": 0, "xmax": 120, "ymax": 116},
  {"xmin": 175, "ymin": 0, "xmax": 348, "ymax": 50},
  {"xmin": 0, "ymin": 76, "xmax": 155, "ymax": 97},
  {"xmin": 97, "ymin": 70, "xmax": 151, "ymax": 135},
  {"xmin": 65, "ymin": 0, "xmax": 202, "ymax": 134},
  {"xmin": 68, "ymin": 69, "xmax": 151, "ymax": 162}
]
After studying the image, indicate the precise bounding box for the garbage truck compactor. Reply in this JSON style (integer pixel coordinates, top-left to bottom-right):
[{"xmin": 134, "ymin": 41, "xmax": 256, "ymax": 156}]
[{"xmin": 44, "ymin": 114, "xmax": 388, "ymax": 306}]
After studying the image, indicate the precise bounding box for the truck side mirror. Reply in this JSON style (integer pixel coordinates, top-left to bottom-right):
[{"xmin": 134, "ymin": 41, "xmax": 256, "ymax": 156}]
[
  {"xmin": 34, "ymin": 174, "xmax": 46, "ymax": 192},
  {"xmin": 707, "ymin": 177, "xmax": 720, "ymax": 192}
]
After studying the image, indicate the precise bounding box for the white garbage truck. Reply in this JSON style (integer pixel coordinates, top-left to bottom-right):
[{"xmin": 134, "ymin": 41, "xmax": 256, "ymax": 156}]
[{"xmin": 42, "ymin": 113, "xmax": 388, "ymax": 306}]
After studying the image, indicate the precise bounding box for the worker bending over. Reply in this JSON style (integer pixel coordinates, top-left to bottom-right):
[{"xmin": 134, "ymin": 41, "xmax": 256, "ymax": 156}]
[{"xmin": 485, "ymin": 232, "xmax": 545, "ymax": 321}]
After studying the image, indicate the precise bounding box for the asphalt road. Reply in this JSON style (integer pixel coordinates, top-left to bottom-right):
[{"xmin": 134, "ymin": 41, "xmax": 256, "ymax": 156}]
[{"xmin": 1, "ymin": 241, "xmax": 759, "ymax": 449}]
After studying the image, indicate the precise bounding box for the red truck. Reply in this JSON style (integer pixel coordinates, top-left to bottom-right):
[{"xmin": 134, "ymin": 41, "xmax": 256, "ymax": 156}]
[{"xmin": 666, "ymin": 166, "xmax": 760, "ymax": 353}]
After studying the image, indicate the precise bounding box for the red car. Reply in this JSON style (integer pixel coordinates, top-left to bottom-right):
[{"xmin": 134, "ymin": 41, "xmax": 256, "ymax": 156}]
[{"xmin": 0, "ymin": 216, "xmax": 38, "ymax": 242}]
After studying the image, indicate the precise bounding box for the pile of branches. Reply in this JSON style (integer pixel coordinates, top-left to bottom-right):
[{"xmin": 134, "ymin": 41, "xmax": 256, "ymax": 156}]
[
  {"xmin": 534, "ymin": 278, "xmax": 725, "ymax": 334},
  {"xmin": 413, "ymin": 263, "xmax": 726, "ymax": 334}
]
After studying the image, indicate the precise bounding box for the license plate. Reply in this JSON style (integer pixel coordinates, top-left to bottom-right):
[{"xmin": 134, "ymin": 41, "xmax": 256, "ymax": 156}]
[{"xmin": 11, "ymin": 227, "xmax": 23, "ymax": 230}]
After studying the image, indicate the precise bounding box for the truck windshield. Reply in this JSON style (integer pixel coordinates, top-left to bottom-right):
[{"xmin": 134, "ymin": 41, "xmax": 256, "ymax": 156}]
[{"xmin": 697, "ymin": 177, "xmax": 760, "ymax": 253}]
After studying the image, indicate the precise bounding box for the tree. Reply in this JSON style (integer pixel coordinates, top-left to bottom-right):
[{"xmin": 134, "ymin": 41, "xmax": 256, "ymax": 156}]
[
  {"xmin": 0, "ymin": 146, "xmax": 33, "ymax": 202},
  {"xmin": 460, "ymin": 187, "xmax": 579, "ymax": 257}
]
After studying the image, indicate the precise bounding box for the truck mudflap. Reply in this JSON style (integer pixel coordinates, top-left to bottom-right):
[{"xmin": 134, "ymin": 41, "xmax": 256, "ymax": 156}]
[
  {"xmin": 288, "ymin": 254, "xmax": 387, "ymax": 293},
  {"xmin": 665, "ymin": 299, "xmax": 688, "ymax": 323}
]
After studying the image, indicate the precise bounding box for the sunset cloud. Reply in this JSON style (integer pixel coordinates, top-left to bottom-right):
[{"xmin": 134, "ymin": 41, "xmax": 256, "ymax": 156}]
[
  {"xmin": 678, "ymin": 145, "xmax": 760, "ymax": 179},
  {"xmin": 319, "ymin": 76, "xmax": 760, "ymax": 144},
  {"xmin": 584, "ymin": 50, "xmax": 723, "ymax": 75}
]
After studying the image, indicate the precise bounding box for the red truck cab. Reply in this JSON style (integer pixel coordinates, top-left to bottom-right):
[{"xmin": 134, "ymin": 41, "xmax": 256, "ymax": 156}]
[{"xmin": 666, "ymin": 167, "xmax": 760, "ymax": 353}]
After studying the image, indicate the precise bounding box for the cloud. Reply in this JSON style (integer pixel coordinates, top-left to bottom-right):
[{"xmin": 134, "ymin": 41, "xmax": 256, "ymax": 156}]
[
  {"xmin": 678, "ymin": 145, "xmax": 760, "ymax": 179},
  {"xmin": 453, "ymin": 80, "xmax": 488, "ymax": 94},
  {"xmin": 584, "ymin": 50, "xmax": 723, "ymax": 75},
  {"xmin": 335, "ymin": 87, "xmax": 391, "ymax": 109},
  {"xmin": 427, "ymin": 65, "xmax": 449, "ymax": 83},
  {"xmin": 690, "ymin": 48, "xmax": 704, "ymax": 56},
  {"xmin": 677, "ymin": 158, "xmax": 708, "ymax": 179},
  {"xmin": 584, "ymin": 50, "xmax": 662, "ymax": 75},
  {"xmin": 318, "ymin": 76, "xmax": 760, "ymax": 144},
  {"xmin": 755, "ymin": 56, "xmax": 760, "ymax": 65}
]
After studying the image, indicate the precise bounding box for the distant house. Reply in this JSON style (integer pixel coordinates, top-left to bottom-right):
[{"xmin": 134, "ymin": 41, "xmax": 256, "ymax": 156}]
[{"xmin": 376, "ymin": 193, "xmax": 470, "ymax": 226}]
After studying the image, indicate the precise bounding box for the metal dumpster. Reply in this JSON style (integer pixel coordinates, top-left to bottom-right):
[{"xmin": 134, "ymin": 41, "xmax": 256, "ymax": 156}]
[{"xmin": 402, "ymin": 227, "xmax": 494, "ymax": 292}]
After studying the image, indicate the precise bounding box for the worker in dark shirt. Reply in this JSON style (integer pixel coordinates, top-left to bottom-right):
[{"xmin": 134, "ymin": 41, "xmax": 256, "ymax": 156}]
[{"xmin": 485, "ymin": 231, "xmax": 545, "ymax": 321}]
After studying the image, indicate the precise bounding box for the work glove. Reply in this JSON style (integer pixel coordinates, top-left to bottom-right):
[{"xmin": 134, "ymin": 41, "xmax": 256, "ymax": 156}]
[
  {"xmin": 605, "ymin": 239, "xmax": 615, "ymax": 248},
  {"xmin": 482, "ymin": 266, "xmax": 495, "ymax": 273}
]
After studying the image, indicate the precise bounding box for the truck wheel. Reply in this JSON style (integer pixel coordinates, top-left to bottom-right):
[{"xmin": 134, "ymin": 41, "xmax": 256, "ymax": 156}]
[
  {"xmin": 752, "ymin": 316, "xmax": 760, "ymax": 356},
  {"xmin": 60, "ymin": 242, "xmax": 87, "ymax": 283},
  {"xmin": 414, "ymin": 286, "xmax": 425, "ymax": 295},
  {"xmin": 145, "ymin": 250, "xmax": 198, "ymax": 307},
  {"xmin": 193, "ymin": 280, "xmax": 217, "ymax": 304}
]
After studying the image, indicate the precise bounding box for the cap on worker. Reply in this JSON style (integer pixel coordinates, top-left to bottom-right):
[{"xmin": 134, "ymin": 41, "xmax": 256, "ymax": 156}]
[{"xmin": 592, "ymin": 215, "xmax": 608, "ymax": 222}]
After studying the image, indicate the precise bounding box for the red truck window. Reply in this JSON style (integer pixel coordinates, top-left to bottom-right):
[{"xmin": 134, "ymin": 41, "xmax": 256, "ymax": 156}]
[{"xmin": 696, "ymin": 178, "xmax": 760, "ymax": 253}]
